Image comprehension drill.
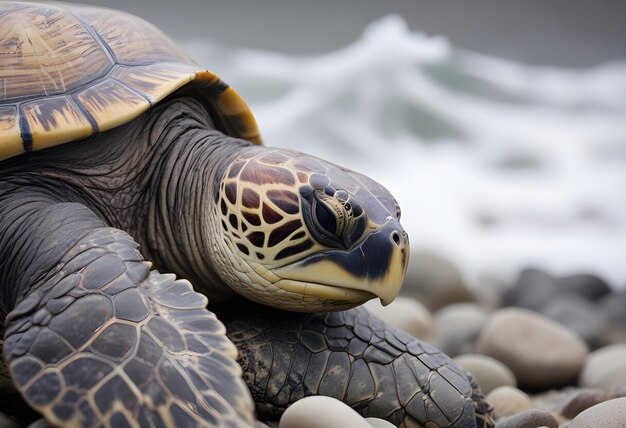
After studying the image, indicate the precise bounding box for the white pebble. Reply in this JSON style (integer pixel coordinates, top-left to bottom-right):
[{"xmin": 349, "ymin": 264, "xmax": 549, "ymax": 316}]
[
  {"xmin": 364, "ymin": 296, "xmax": 433, "ymax": 341},
  {"xmin": 570, "ymin": 397, "xmax": 626, "ymax": 428},
  {"xmin": 486, "ymin": 386, "xmax": 533, "ymax": 419},
  {"xmin": 476, "ymin": 308, "xmax": 588, "ymax": 388},
  {"xmin": 454, "ymin": 353, "xmax": 516, "ymax": 394},
  {"xmin": 579, "ymin": 344, "xmax": 626, "ymax": 389},
  {"xmin": 365, "ymin": 417, "xmax": 396, "ymax": 428},
  {"xmin": 279, "ymin": 396, "xmax": 372, "ymax": 428}
]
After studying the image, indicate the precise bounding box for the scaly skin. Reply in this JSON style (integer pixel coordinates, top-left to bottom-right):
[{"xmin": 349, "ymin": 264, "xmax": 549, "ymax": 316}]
[
  {"xmin": 0, "ymin": 203, "xmax": 254, "ymax": 426},
  {"xmin": 0, "ymin": 97, "xmax": 493, "ymax": 426},
  {"xmin": 220, "ymin": 299, "xmax": 493, "ymax": 427},
  {"xmin": 0, "ymin": 97, "xmax": 242, "ymax": 309}
]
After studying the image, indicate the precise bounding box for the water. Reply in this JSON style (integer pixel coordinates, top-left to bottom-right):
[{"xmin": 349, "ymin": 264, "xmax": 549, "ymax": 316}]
[{"xmin": 183, "ymin": 16, "xmax": 626, "ymax": 289}]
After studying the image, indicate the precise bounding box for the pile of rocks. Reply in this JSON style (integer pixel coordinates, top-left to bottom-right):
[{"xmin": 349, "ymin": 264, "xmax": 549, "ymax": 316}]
[{"xmin": 365, "ymin": 253, "xmax": 626, "ymax": 427}]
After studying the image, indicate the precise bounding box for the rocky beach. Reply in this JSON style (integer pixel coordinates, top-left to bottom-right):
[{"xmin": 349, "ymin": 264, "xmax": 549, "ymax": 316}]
[{"xmin": 363, "ymin": 257, "xmax": 626, "ymax": 427}]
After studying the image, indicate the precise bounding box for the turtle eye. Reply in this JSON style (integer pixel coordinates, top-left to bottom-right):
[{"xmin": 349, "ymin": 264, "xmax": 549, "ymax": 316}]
[
  {"xmin": 314, "ymin": 202, "xmax": 337, "ymax": 236},
  {"xmin": 301, "ymin": 185, "xmax": 367, "ymax": 249}
]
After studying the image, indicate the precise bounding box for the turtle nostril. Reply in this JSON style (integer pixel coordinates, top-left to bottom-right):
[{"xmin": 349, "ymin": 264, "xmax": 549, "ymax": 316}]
[{"xmin": 391, "ymin": 231, "xmax": 401, "ymax": 246}]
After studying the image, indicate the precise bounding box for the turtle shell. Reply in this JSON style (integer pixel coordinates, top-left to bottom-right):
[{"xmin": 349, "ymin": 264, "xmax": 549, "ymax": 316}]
[{"xmin": 0, "ymin": 2, "xmax": 261, "ymax": 161}]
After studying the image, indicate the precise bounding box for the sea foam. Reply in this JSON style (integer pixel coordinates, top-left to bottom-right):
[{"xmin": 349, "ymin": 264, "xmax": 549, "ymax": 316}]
[{"xmin": 184, "ymin": 16, "xmax": 626, "ymax": 289}]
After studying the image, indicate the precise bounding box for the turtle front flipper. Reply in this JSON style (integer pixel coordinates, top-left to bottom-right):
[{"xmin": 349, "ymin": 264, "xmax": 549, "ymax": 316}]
[
  {"xmin": 221, "ymin": 300, "xmax": 494, "ymax": 428},
  {"xmin": 1, "ymin": 201, "xmax": 254, "ymax": 427}
]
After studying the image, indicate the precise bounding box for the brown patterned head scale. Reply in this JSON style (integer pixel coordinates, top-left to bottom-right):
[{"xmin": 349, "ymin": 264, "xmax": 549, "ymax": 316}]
[{"xmin": 214, "ymin": 146, "xmax": 408, "ymax": 312}]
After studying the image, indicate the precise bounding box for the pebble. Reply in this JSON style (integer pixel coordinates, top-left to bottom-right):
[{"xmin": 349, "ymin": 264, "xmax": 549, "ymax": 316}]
[
  {"xmin": 596, "ymin": 323, "xmax": 626, "ymax": 348},
  {"xmin": 599, "ymin": 291, "xmax": 626, "ymax": 327},
  {"xmin": 486, "ymin": 386, "xmax": 533, "ymax": 419},
  {"xmin": 540, "ymin": 294, "xmax": 605, "ymax": 348},
  {"xmin": 454, "ymin": 354, "xmax": 516, "ymax": 394},
  {"xmin": 561, "ymin": 389, "xmax": 615, "ymax": 420},
  {"xmin": 494, "ymin": 409, "xmax": 558, "ymax": 428},
  {"xmin": 502, "ymin": 269, "xmax": 557, "ymax": 312},
  {"xmin": 476, "ymin": 308, "xmax": 588, "ymax": 388},
  {"xmin": 596, "ymin": 292, "xmax": 626, "ymax": 345},
  {"xmin": 503, "ymin": 269, "xmax": 611, "ymax": 313},
  {"xmin": 434, "ymin": 303, "xmax": 489, "ymax": 357},
  {"xmin": 470, "ymin": 277, "xmax": 505, "ymax": 311},
  {"xmin": 364, "ymin": 418, "xmax": 396, "ymax": 428},
  {"xmin": 570, "ymin": 397, "xmax": 626, "ymax": 428},
  {"xmin": 531, "ymin": 388, "xmax": 580, "ymax": 415},
  {"xmin": 279, "ymin": 396, "xmax": 372, "ymax": 428},
  {"xmin": 400, "ymin": 250, "xmax": 473, "ymax": 311},
  {"xmin": 363, "ymin": 297, "xmax": 433, "ymax": 341},
  {"xmin": 556, "ymin": 273, "xmax": 611, "ymax": 301},
  {"xmin": 579, "ymin": 344, "xmax": 626, "ymax": 389}
]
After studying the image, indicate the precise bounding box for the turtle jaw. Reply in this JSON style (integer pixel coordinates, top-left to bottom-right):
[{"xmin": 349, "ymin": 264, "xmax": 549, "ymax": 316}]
[
  {"xmin": 273, "ymin": 218, "xmax": 409, "ymax": 307},
  {"xmin": 273, "ymin": 279, "xmax": 378, "ymax": 305}
]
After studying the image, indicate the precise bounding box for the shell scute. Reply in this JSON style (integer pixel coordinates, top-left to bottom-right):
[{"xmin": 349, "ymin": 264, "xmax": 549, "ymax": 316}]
[
  {"xmin": 21, "ymin": 95, "xmax": 92, "ymax": 151},
  {"xmin": 76, "ymin": 8, "xmax": 190, "ymax": 66},
  {"xmin": 0, "ymin": 5, "xmax": 113, "ymax": 100},
  {"xmin": 110, "ymin": 63, "xmax": 197, "ymax": 104},
  {"xmin": 0, "ymin": 105, "xmax": 21, "ymax": 159},
  {"xmin": 76, "ymin": 77, "xmax": 150, "ymax": 133},
  {"xmin": 0, "ymin": 2, "xmax": 261, "ymax": 161}
]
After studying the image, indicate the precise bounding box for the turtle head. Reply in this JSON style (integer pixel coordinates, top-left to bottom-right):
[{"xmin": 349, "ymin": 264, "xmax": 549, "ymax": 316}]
[{"xmin": 213, "ymin": 147, "xmax": 409, "ymax": 312}]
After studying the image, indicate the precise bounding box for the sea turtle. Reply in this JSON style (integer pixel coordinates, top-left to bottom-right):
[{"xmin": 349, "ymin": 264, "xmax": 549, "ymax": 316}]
[{"xmin": 0, "ymin": 2, "xmax": 493, "ymax": 427}]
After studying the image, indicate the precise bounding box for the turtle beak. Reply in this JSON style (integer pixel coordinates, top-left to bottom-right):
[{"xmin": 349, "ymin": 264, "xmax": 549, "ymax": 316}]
[{"xmin": 274, "ymin": 218, "xmax": 409, "ymax": 306}]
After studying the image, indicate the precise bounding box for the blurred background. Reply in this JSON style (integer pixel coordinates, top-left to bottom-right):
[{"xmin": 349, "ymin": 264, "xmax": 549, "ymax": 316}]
[
  {"xmin": 68, "ymin": 0, "xmax": 626, "ymax": 293},
  {"xmin": 68, "ymin": 0, "xmax": 626, "ymax": 66}
]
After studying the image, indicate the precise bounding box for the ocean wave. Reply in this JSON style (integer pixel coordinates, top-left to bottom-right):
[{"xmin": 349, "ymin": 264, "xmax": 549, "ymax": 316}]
[{"xmin": 183, "ymin": 15, "xmax": 626, "ymax": 289}]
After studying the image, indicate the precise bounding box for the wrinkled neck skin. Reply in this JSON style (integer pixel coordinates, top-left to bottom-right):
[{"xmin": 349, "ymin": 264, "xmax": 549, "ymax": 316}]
[{"xmin": 0, "ymin": 96, "xmax": 248, "ymax": 304}]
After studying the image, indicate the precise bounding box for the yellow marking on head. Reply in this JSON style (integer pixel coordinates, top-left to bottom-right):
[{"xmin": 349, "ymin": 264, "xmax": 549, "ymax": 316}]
[{"xmin": 218, "ymin": 149, "xmax": 321, "ymax": 267}]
